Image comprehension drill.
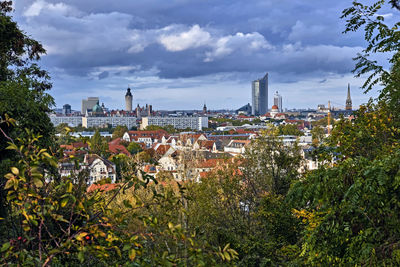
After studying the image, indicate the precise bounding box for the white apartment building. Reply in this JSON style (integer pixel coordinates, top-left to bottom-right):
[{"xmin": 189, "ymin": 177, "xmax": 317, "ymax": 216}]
[
  {"xmin": 82, "ymin": 116, "xmax": 137, "ymax": 128},
  {"xmin": 50, "ymin": 115, "xmax": 83, "ymax": 127},
  {"xmin": 141, "ymin": 116, "xmax": 208, "ymax": 131}
]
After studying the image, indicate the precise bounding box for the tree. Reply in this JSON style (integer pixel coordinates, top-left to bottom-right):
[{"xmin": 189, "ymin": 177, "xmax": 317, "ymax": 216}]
[
  {"xmin": 144, "ymin": 125, "xmax": 164, "ymax": 131},
  {"xmin": 289, "ymin": 151, "xmax": 400, "ymax": 265},
  {"xmin": 311, "ymin": 126, "xmax": 325, "ymax": 146},
  {"xmin": 243, "ymin": 129, "xmax": 303, "ymax": 196},
  {"xmin": 186, "ymin": 133, "xmax": 303, "ymax": 265},
  {"xmin": 89, "ymin": 130, "xmax": 109, "ymax": 157},
  {"xmin": 278, "ymin": 124, "xmax": 304, "ymax": 136},
  {"xmin": 0, "ymin": 1, "xmax": 51, "ymax": 91},
  {"xmin": 341, "ymin": 0, "xmax": 400, "ymax": 100},
  {"xmin": 329, "ymin": 100, "xmax": 399, "ymax": 160},
  {"xmin": 0, "ymin": 122, "xmax": 237, "ymax": 265},
  {"xmin": 0, "ymin": 1, "xmax": 54, "ymax": 222},
  {"xmin": 111, "ymin": 125, "xmax": 128, "ymax": 139},
  {"xmin": 127, "ymin": 141, "xmax": 142, "ymax": 155},
  {"xmin": 285, "ymin": 2, "xmax": 400, "ymax": 265}
]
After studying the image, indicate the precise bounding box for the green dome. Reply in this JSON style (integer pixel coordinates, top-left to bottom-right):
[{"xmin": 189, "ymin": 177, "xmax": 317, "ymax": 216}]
[{"xmin": 92, "ymin": 101, "xmax": 103, "ymax": 113}]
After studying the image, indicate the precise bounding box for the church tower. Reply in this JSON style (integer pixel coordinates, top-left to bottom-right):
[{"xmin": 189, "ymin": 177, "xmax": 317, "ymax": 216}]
[
  {"xmin": 125, "ymin": 87, "xmax": 133, "ymax": 112},
  {"xmin": 345, "ymin": 83, "xmax": 352, "ymax": 110}
]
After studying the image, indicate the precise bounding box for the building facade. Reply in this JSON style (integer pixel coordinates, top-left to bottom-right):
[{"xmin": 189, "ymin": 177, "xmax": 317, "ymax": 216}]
[
  {"xmin": 84, "ymin": 154, "xmax": 116, "ymax": 184},
  {"xmin": 273, "ymin": 91, "xmax": 283, "ymax": 112},
  {"xmin": 50, "ymin": 115, "xmax": 83, "ymax": 127},
  {"xmin": 82, "ymin": 115, "xmax": 137, "ymax": 128},
  {"xmin": 141, "ymin": 116, "xmax": 208, "ymax": 130},
  {"xmin": 252, "ymin": 73, "xmax": 268, "ymax": 116},
  {"xmin": 81, "ymin": 97, "xmax": 99, "ymax": 114}
]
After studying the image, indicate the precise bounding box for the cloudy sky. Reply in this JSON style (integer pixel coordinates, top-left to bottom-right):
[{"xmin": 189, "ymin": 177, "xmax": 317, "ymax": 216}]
[{"xmin": 12, "ymin": 0, "xmax": 394, "ymax": 111}]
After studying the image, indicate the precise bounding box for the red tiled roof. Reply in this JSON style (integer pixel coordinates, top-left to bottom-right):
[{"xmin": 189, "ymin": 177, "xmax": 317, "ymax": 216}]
[
  {"xmin": 154, "ymin": 144, "xmax": 171, "ymax": 155},
  {"xmin": 197, "ymin": 158, "xmax": 225, "ymax": 168},
  {"xmin": 108, "ymin": 144, "xmax": 131, "ymax": 156},
  {"xmin": 199, "ymin": 172, "xmax": 209, "ymax": 178},
  {"xmin": 87, "ymin": 183, "xmax": 119, "ymax": 193},
  {"xmin": 143, "ymin": 165, "xmax": 157, "ymax": 173},
  {"xmin": 197, "ymin": 140, "xmax": 215, "ymax": 150},
  {"xmin": 109, "ymin": 138, "xmax": 122, "ymax": 145}
]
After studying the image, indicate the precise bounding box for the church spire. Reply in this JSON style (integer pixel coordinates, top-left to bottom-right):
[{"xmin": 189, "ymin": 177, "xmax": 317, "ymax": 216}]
[{"xmin": 346, "ymin": 83, "xmax": 352, "ymax": 110}]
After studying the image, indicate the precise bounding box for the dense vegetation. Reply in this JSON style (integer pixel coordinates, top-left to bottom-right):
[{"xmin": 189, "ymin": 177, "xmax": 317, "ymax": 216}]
[{"xmin": 1, "ymin": 0, "xmax": 400, "ymax": 266}]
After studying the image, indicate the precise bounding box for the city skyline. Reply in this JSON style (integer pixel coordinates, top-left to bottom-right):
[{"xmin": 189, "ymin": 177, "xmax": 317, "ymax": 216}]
[{"xmin": 12, "ymin": 0, "xmax": 390, "ymax": 110}]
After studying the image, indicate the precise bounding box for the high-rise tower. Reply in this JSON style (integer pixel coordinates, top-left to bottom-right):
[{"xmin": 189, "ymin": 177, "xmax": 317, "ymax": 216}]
[
  {"xmin": 252, "ymin": 73, "xmax": 268, "ymax": 116},
  {"xmin": 273, "ymin": 91, "xmax": 282, "ymax": 112},
  {"xmin": 346, "ymin": 83, "xmax": 352, "ymax": 110},
  {"xmin": 125, "ymin": 87, "xmax": 133, "ymax": 112}
]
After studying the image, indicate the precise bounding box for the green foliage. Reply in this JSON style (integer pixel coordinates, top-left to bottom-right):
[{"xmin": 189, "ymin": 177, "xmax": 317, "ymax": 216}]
[
  {"xmin": 329, "ymin": 100, "xmax": 399, "ymax": 160},
  {"xmin": 311, "ymin": 116, "xmax": 330, "ymax": 127},
  {"xmin": 187, "ymin": 130, "xmax": 303, "ymax": 265},
  {"xmin": 0, "ymin": 1, "xmax": 50, "ymax": 91},
  {"xmin": 289, "ymin": 151, "xmax": 400, "ymax": 265},
  {"xmin": 89, "ymin": 130, "xmax": 109, "ymax": 158},
  {"xmin": 278, "ymin": 124, "xmax": 304, "ymax": 136},
  {"xmin": 243, "ymin": 129, "xmax": 303, "ymax": 196},
  {"xmin": 112, "ymin": 125, "xmax": 128, "ymax": 139},
  {"xmin": 0, "ymin": 1, "xmax": 55, "ymax": 221},
  {"xmin": 341, "ymin": 0, "xmax": 400, "ymax": 95},
  {"xmin": 311, "ymin": 126, "xmax": 325, "ymax": 147},
  {"xmin": 0, "ymin": 121, "xmax": 237, "ymax": 266},
  {"xmin": 127, "ymin": 141, "xmax": 143, "ymax": 155}
]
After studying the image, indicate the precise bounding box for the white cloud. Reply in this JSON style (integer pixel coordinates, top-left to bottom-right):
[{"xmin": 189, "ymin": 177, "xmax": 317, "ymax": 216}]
[
  {"xmin": 23, "ymin": 0, "xmax": 82, "ymax": 17},
  {"xmin": 205, "ymin": 32, "xmax": 273, "ymax": 62},
  {"xmin": 158, "ymin": 25, "xmax": 211, "ymax": 52}
]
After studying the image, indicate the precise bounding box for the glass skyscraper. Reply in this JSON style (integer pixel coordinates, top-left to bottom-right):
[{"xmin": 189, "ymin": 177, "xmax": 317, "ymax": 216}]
[{"xmin": 252, "ymin": 73, "xmax": 268, "ymax": 116}]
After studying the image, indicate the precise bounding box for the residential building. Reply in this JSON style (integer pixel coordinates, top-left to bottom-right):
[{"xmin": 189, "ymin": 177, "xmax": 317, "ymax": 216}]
[
  {"xmin": 50, "ymin": 114, "xmax": 83, "ymax": 127},
  {"xmin": 141, "ymin": 116, "xmax": 208, "ymax": 131},
  {"xmin": 224, "ymin": 140, "xmax": 251, "ymax": 155},
  {"xmin": 82, "ymin": 115, "xmax": 137, "ymax": 128},
  {"xmin": 123, "ymin": 129, "xmax": 169, "ymax": 147},
  {"xmin": 252, "ymin": 73, "xmax": 268, "ymax": 116},
  {"xmin": 83, "ymin": 154, "xmax": 116, "ymax": 184}
]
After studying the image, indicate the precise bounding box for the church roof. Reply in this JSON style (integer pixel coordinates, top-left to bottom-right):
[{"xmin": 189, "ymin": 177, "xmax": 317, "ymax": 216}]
[{"xmin": 92, "ymin": 101, "xmax": 103, "ymax": 113}]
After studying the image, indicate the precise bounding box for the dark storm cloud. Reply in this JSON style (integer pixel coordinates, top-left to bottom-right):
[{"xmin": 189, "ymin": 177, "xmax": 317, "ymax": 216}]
[{"xmin": 10, "ymin": 0, "xmax": 382, "ymax": 109}]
